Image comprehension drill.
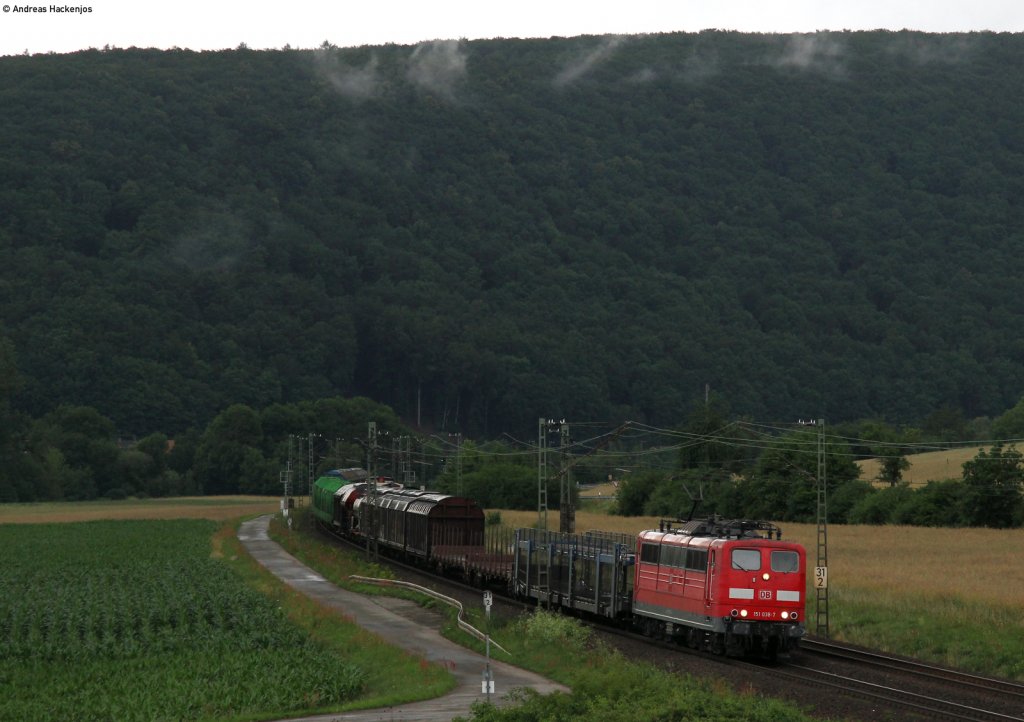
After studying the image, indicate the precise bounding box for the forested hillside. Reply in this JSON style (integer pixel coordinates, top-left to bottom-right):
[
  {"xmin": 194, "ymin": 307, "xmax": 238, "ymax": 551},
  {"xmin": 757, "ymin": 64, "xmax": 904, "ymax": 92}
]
[{"xmin": 2, "ymin": 31, "xmax": 1024, "ymax": 437}]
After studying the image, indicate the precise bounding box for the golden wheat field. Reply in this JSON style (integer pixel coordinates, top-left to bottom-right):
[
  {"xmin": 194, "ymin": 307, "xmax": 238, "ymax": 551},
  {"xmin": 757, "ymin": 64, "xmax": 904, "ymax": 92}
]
[
  {"xmin": 0, "ymin": 496, "xmax": 280, "ymax": 524},
  {"xmin": 856, "ymin": 446, "xmax": 986, "ymax": 486}
]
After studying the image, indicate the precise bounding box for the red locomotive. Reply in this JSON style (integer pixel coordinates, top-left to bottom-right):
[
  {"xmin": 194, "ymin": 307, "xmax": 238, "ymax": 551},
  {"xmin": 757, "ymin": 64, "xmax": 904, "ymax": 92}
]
[{"xmin": 633, "ymin": 517, "xmax": 806, "ymax": 657}]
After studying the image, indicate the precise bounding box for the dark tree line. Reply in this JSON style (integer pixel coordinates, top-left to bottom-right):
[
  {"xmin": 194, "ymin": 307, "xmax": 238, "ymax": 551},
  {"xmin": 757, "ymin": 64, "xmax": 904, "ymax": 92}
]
[
  {"xmin": 2, "ymin": 352, "xmax": 1022, "ymax": 528},
  {"xmin": 0, "ymin": 372, "xmax": 408, "ymax": 503}
]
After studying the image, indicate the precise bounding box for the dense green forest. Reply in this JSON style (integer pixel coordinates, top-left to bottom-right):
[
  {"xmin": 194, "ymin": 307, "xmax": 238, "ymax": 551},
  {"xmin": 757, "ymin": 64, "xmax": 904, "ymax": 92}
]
[{"xmin": 2, "ymin": 31, "xmax": 1024, "ymax": 443}]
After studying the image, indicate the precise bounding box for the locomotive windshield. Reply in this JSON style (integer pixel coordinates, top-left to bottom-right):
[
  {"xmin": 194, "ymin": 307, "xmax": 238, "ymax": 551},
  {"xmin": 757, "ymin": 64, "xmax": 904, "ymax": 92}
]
[
  {"xmin": 731, "ymin": 548, "xmax": 761, "ymax": 571},
  {"xmin": 771, "ymin": 550, "xmax": 800, "ymax": 573}
]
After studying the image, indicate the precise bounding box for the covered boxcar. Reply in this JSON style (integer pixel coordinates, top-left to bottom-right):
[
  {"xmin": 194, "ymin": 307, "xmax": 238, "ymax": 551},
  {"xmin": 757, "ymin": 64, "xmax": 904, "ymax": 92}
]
[{"xmin": 354, "ymin": 488, "xmax": 485, "ymax": 565}]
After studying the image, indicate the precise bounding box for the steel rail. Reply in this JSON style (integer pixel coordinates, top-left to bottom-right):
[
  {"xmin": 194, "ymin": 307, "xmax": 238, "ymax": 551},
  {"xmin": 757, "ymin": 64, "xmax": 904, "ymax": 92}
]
[
  {"xmin": 780, "ymin": 663, "xmax": 1024, "ymax": 722},
  {"xmin": 801, "ymin": 638, "xmax": 1024, "ymax": 698}
]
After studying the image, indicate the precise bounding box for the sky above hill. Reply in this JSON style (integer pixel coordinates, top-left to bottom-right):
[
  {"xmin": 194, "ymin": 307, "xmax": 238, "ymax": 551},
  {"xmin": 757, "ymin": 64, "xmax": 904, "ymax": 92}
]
[{"xmin": 1, "ymin": 0, "xmax": 1022, "ymax": 57}]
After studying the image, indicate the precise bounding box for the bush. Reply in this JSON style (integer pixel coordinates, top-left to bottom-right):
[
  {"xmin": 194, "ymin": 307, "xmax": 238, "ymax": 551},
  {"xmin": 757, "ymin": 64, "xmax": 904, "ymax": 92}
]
[
  {"xmin": 516, "ymin": 610, "xmax": 592, "ymax": 652},
  {"xmin": 890, "ymin": 479, "xmax": 965, "ymax": 526},
  {"xmin": 828, "ymin": 479, "xmax": 876, "ymax": 523},
  {"xmin": 847, "ymin": 485, "xmax": 913, "ymax": 524}
]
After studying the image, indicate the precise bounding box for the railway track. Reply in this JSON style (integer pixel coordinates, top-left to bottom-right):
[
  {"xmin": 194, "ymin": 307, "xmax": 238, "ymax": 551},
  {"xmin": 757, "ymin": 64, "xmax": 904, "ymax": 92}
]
[
  {"xmin": 785, "ymin": 639, "xmax": 1024, "ymax": 721},
  {"xmin": 801, "ymin": 638, "xmax": 1024, "ymax": 698}
]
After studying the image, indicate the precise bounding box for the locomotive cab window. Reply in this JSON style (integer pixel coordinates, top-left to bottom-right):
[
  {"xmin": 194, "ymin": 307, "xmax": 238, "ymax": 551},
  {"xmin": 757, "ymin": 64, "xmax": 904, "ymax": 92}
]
[
  {"xmin": 640, "ymin": 543, "xmax": 660, "ymax": 565},
  {"xmin": 663, "ymin": 546, "xmax": 685, "ymax": 568},
  {"xmin": 731, "ymin": 548, "xmax": 761, "ymax": 571},
  {"xmin": 686, "ymin": 548, "xmax": 708, "ymax": 572},
  {"xmin": 771, "ymin": 550, "xmax": 799, "ymax": 573}
]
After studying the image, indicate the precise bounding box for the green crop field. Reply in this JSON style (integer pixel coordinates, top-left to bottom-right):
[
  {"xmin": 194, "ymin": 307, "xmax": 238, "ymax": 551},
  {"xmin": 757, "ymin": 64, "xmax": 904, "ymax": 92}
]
[{"xmin": 0, "ymin": 519, "xmax": 365, "ymax": 721}]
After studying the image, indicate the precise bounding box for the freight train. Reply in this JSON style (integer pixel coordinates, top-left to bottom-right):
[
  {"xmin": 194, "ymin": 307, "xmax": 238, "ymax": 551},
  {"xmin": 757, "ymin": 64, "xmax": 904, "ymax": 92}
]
[{"xmin": 310, "ymin": 468, "xmax": 807, "ymax": 658}]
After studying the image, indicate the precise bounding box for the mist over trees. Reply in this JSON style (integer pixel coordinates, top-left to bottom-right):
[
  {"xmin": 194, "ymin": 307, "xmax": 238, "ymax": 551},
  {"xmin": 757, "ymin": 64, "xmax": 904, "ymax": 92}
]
[{"xmin": 2, "ymin": 31, "xmax": 1024, "ymax": 446}]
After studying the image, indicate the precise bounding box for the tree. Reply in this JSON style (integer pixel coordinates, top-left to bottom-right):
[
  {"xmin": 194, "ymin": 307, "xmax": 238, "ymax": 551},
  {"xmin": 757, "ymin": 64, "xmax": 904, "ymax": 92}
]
[
  {"xmin": 991, "ymin": 397, "xmax": 1024, "ymax": 440},
  {"xmin": 677, "ymin": 397, "xmax": 747, "ymax": 475},
  {"xmin": 193, "ymin": 404, "xmax": 271, "ymax": 494},
  {"xmin": 641, "ymin": 470, "xmax": 708, "ymax": 518},
  {"xmin": 0, "ymin": 335, "xmax": 22, "ymax": 502},
  {"xmin": 960, "ymin": 443, "xmax": 1023, "ymax": 528},
  {"xmin": 921, "ymin": 407, "xmax": 968, "ymax": 441},
  {"xmin": 743, "ymin": 428, "xmax": 860, "ymax": 522},
  {"xmin": 462, "ymin": 463, "xmax": 536, "ymax": 510},
  {"xmin": 28, "ymin": 406, "xmax": 119, "ymax": 500},
  {"xmin": 877, "ymin": 454, "xmax": 911, "ymax": 487},
  {"xmin": 610, "ymin": 470, "xmax": 661, "ymax": 516},
  {"xmin": 842, "ymin": 419, "xmax": 915, "ymax": 487},
  {"xmin": 111, "ymin": 449, "xmax": 153, "ymax": 497},
  {"xmin": 135, "ymin": 432, "xmax": 169, "ymax": 475}
]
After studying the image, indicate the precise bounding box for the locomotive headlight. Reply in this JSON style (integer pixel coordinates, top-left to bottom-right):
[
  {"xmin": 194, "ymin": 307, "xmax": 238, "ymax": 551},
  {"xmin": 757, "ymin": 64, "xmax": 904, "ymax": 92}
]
[
  {"xmin": 740, "ymin": 609, "xmax": 748, "ymax": 618},
  {"xmin": 762, "ymin": 573, "xmax": 771, "ymax": 581},
  {"xmin": 781, "ymin": 611, "xmax": 789, "ymax": 620}
]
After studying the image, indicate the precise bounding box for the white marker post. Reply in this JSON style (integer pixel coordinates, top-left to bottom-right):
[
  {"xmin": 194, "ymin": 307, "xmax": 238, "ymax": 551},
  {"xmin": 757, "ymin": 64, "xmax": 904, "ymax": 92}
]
[{"xmin": 483, "ymin": 591, "xmax": 494, "ymax": 701}]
